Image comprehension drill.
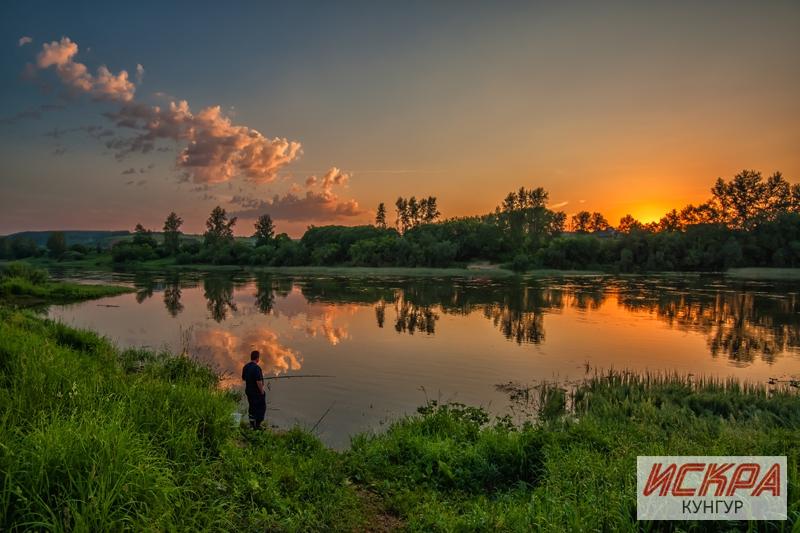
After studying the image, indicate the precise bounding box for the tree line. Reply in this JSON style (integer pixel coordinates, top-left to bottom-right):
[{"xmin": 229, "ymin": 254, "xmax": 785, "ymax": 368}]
[{"xmin": 1, "ymin": 169, "xmax": 799, "ymax": 271}]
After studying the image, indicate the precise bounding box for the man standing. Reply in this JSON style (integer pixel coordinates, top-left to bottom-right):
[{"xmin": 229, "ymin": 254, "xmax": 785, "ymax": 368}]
[{"xmin": 241, "ymin": 350, "xmax": 266, "ymax": 429}]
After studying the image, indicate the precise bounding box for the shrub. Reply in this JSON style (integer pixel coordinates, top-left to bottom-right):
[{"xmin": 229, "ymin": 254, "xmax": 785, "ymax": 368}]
[{"xmin": 0, "ymin": 262, "xmax": 48, "ymax": 284}]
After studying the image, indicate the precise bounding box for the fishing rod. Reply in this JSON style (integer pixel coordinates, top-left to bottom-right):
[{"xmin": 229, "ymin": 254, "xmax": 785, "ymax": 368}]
[{"xmin": 263, "ymin": 374, "xmax": 334, "ymax": 381}]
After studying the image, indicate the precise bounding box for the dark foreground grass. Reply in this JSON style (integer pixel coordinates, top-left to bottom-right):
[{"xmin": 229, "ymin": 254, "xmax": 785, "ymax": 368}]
[{"xmin": 1, "ymin": 307, "xmax": 799, "ymax": 531}]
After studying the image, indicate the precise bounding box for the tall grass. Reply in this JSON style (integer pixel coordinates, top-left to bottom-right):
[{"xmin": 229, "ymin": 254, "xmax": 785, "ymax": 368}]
[{"xmin": 0, "ymin": 262, "xmax": 133, "ymax": 304}]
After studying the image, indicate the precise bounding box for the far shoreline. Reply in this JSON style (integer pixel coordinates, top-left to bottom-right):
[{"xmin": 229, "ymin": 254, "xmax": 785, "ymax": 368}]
[{"xmin": 6, "ymin": 257, "xmax": 800, "ymax": 280}]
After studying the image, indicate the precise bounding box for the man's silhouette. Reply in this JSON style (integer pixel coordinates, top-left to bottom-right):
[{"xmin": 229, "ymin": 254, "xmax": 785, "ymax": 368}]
[{"xmin": 241, "ymin": 350, "xmax": 266, "ymax": 429}]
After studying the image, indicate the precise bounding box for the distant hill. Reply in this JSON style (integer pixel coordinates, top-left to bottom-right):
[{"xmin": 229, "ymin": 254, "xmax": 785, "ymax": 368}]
[
  {"xmin": 2, "ymin": 230, "xmax": 214, "ymax": 248},
  {"xmin": 3, "ymin": 230, "xmax": 132, "ymax": 247}
]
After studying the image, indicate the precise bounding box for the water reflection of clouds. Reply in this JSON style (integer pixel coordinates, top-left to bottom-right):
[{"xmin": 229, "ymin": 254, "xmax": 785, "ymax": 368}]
[
  {"xmin": 290, "ymin": 303, "xmax": 360, "ymax": 346},
  {"xmin": 192, "ymin": 327, "xmax": 301, "ymax": 382}
]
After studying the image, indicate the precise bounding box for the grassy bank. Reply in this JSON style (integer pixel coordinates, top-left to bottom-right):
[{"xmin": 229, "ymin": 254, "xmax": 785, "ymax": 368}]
[
  {"xmin": 2, "ymin": 301, "xmax": 799, "ymax": 530},
  {"xmin": 726, "ymin": 267, "xmax": 800, "ymax": 280},
  {"xmin": 0, "ymin": 262, "xmax": 132, "ymax": 305}
]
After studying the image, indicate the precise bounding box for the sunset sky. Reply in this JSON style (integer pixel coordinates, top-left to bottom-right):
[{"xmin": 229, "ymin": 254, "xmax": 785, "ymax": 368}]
[{"xmin": 1, "ymin": 1, "xmax": 798, "ymax": 236}]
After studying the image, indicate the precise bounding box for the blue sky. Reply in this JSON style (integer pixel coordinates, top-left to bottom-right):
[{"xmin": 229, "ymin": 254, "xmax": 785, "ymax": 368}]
[{"xmin": 2, "ymin": 1, "xmax": 799, "ymax": 235}]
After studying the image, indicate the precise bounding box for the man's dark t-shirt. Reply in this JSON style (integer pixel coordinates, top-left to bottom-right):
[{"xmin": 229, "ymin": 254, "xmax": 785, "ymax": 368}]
[{"xmin": 242, "ymin": 361, "xmax": 264, "ymax": 396}]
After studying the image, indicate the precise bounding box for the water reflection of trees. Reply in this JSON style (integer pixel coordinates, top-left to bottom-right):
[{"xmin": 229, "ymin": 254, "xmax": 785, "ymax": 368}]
[
  {"xmin": 294, "ymin": 274, "xmax": 800, "ymax": 362},
  {"xmin": 203, "ymin": 275, "xmax": 237, "ymax": 322},
  {"xmin": 163, "ymin": 273, "xmax": 183, "ymax": 317},
  {"xmin": 616, "ymin": 282, "xmax": 800, "ymax": 364},
  {"xmin": 254, "ymin": 273, "xmax": 275, "ymax": 314},
  {"xmin": 394, "ymin": 294, "xmax": 438, "ymax": 334},
  {"xmin": 151, "ymin": 272, "xmax": 800, "ymax": 365}
]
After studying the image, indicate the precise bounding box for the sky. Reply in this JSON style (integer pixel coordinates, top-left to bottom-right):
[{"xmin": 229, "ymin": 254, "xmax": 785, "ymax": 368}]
[{"xmin": 1, "ymin": 1, "xmax": 799, "ymax": 236}]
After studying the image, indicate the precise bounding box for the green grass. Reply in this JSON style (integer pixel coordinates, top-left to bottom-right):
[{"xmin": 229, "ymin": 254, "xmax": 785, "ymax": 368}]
[
  {"xmin": 348, "ymin": 375, "xmax": 800, "ymax": 531},
  {"xmin": 1, "ymin": 302, "xmax": 799, "ymax": 530},
  {"xmin": 13, "ymin": 253, "xmax": 115, "ymax": 270},
  {"xmin": 0, "ymin": 262, "xmax": 132, "ymax": 305}
]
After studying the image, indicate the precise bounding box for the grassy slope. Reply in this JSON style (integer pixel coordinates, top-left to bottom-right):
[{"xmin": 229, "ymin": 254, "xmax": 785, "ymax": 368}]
[{"xmin": 2, "ymin": 307, "xmax": 798, "ymax": 531}]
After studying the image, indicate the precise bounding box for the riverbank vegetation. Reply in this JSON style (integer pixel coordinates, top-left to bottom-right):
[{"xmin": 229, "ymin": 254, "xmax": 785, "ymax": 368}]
[
  {"xmin": 1, "ymin": 294, "xmax": 798, "ymax": 530},
  {"xmin": 0, "ymin": 262, "xmax": 132, "ymax": 304},
  {"xmin": 2, "ymin": 170, "xmax": 799, "ymax": 273}
]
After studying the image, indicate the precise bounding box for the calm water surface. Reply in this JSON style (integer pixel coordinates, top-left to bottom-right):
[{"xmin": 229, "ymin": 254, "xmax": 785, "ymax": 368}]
[{"xmin": 47, "ymin": 270, "xmax": 800, "ymax": 448}]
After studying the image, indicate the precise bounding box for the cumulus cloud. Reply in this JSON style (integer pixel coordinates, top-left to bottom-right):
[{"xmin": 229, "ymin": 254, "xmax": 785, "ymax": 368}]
[
  {"xmin": 104, "ymin": 100, "xmax": 302, "ymax": 183},
  {"xmin": 18, "ymin": 36, "xmax": 33, "ymax": 47},
  {"xmin": 135, "ymin": 63, "xmax": 144, "ymax": 84},
  {"xmin": 230, "ymin": 167, "xmax": 363, "ymax": 222},
  {"xmin": 34, "ymin": 37, "xmax": 136, "ymax": 102}
]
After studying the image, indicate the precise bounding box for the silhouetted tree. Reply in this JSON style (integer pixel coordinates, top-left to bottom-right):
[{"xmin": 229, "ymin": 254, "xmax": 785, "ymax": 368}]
[
  {"xmin": 708, "ymin": 170, "xmax": 800, "ymax": 229},
  {"xmin": 162, "ymin": 212, "xmax": 183, "ymax": 255},
  {"xmin": 422, "ymin": 196, "xmax": 440, "ymax": 223},
  {"xmin": 46, "ymin": 231, "xmax": 66, "ymax": 258},
  {"xmin": 395, "ymin": 197, "xmax": 408, "ymax": 232},
  {"xmin": 589, "ymin": 212, "xmax": 611, "ymax": 232},
  {"xmin": 162, "ymin": 216, "xmax": 181, "ymax": 254},
  {"xmin": 204, "ymin": 206, "xmax": 237, "ymax": 248},
  {"xmin": 253, "ymin": 213, "xmax": 275, "ymax": 246},
  {"xmin": 375, "ymin": 203, "xmax": 387, "ymax": 228},
  {"xmin": 617, "ymin": 214, "xmax": 643, "ymax": 234},
  {"xmin": 571, "ymin": 211, "xmax": 592, "ymax": 232},
  {"xmin": 658, "ymin": 209, "xmax": 681, "ymax": 232}
]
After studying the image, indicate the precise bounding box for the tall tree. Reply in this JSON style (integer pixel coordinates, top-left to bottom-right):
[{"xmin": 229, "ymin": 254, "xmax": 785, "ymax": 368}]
[
  {"xmin": 46, "ymin": 231, "xmax": 66, "ymax": 258},
  {"xmin": 408, "ymin": 197, "xmax": 420, "ymax": 227},
  {"xmin": 423, "ymin": 196, "xmax": 440, "ymax": 223},
  {"xmin": 375, "ymin": 203, "xmax": 387, "ymax": 228},
  {"xmin": 589, "ymin": 212, "xmax": 611, "ymax": 232},
  {"xmin": 162, "ymin": 212, "xmax": 183, "ymax": 255},
  {"xmin": 709, "ymin": 169, "xmax": 800, "ymax": 229},
  {"xmin": 395, "ymin": 197, "xmax": 408, "ymax": 232},
  {"xmin": 253, "ymin": 213, "xmax": 276, "ymax": 246},
  {"xmin": 204, "ymin": 206, "xmax": 237, "ymax": 248},
  {"xmin": 571, "ymin": 211, "xmax": 592, "ymax": 233}
]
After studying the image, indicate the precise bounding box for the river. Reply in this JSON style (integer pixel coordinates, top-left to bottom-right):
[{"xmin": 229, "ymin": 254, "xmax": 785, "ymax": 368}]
[{"xmin": 47, "ymin": 270, "xmax": 800, "ymax": 448}]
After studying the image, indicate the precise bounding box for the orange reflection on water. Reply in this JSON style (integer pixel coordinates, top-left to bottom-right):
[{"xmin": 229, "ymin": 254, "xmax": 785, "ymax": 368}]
[
  {"xmin": 291, "ymin": 303, "xmax": 359, "ymax": 346},
  {"xmin": 192, "ymin": 326, "xmax": 301, "ymax": 385}
]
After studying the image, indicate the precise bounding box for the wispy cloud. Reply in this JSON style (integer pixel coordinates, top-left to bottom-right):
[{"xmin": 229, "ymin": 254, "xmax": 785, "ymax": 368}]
[{"xmin": 18, "ymin": 36, "xmax": 32, "ymax": 47}]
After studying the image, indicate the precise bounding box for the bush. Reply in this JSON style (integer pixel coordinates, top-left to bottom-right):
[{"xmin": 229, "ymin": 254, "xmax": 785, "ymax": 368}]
[
  {"xmin": 111, "ymin": 242, "xmax": 157, "ymax": 263},
  {"xmin": 0, "ymin": 262, "xmax": 48, "ymax": 284}
]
